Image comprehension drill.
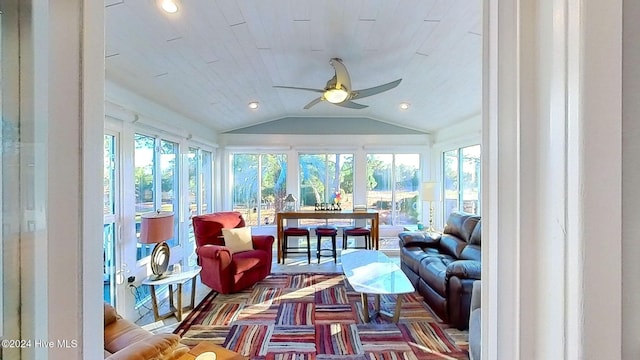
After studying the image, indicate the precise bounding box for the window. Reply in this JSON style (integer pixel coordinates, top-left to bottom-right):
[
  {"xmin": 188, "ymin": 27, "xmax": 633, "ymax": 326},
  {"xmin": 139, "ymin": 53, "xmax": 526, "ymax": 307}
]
[
  {"xmin": 187, "ymin": 148, "xmax": 213, "ymax": 266},
  {"xmin": 231, "ymin": 153, "xmax": 287, "ymax": 226},
  {"xmin": 299, "ymin": 153, "xmax": 354, "ymax": 226},
  {"xmin": 134, "ymin": 134, "xmax": 180, "ymax": 260},
  {"xmin": 188, "ymin": 148, "xmax": 213, "ymax": 221},
  {"xmin": 103, "ymin": 133, "xmax": 118, "ymax": 305},
  {"xmin": 443, "ymin": 145, "xmax": 481, "ymax": 221},
  {"xmin": 366, "ymin": 154, "xmax": 421, "ymax": 226}
]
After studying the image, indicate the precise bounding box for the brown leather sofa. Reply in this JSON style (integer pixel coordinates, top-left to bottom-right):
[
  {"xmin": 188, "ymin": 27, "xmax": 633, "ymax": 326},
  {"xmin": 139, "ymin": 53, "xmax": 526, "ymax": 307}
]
[
  {"xmin": 104, "ymin": 302, "xmax": 188, "ymax": 359},
  {"xmin": 399, "ymin": 211, "xmax": 481, "ymax": 330}
]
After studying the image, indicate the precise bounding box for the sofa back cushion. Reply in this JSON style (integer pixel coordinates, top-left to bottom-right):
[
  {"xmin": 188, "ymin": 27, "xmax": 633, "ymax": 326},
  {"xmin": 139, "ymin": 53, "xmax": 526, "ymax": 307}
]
[
  {"xmin": 192, "ymin": 212, "xmax": 245, "ymax": 247},
  {"xmin": 440, "ymin": 212, "xmax": 481, "ymax": 259},
  {"xmin": 468, "ymin": 220, "xmax": 481, "ymax": 246},
  {"xmin": 460, "ymin": 244, "xmax": 481, "ymax": 261},
  {"xmin": 443, "ymin": 212, "xmax": 470, "ymax": 239},
  {"xmin": 444, "ymin": 213, "xmax": 479, "ymax": 241},
  {"xmin": 439, "ymin": 234, "xmax": 468, "ymax": 258},
  {"xmin": 459, "ymin": 220, "xmax": 482, "ymax": 260}
]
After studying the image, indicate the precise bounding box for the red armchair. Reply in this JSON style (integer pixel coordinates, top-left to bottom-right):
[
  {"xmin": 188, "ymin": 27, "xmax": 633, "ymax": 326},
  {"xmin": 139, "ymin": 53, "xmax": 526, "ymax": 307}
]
[{"xmin": 192, "ymin": 211, "xmax": 274, "ymax": 294}]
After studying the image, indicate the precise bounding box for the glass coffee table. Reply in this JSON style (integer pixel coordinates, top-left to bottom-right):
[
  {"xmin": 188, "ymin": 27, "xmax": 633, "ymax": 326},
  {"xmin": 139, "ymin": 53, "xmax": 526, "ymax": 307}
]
[{"xmin": 341, "ymin": 249, "xmax": 415, "ymax": 323}]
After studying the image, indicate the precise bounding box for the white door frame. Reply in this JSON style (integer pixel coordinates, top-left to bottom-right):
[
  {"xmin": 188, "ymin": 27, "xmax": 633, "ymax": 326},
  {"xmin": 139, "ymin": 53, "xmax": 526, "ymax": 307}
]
[{"xmin": 483, "ymin": 0, "xmax": 622, "ymax": 358}]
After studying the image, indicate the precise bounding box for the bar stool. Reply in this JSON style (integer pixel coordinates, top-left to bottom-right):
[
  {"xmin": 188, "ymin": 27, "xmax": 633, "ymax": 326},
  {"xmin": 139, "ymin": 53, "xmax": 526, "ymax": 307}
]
[
  {"xmin": 342, "ymin": 227, "xmax": 371, "ymax": 250},
  {"xmin": 282, "ymin": 227, "xmax": 311, "ymax": 263},
  {"xmin": 315, "ymin": 225, "xmax": 338, "ymax": 263}
]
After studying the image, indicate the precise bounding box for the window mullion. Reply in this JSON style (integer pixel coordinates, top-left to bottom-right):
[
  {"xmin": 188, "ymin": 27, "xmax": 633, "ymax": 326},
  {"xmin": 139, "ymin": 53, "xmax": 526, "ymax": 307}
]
[
  {"xmin": 257, "ymin": 154, "xmax": 263, "ymax": 222},
  {"xmin": 458, "ymin": 150, "xmax": 464, "ymax": 213},
  {"xmin": 153, "ymin": 137, "xmax": 162, "ymax": 211}
]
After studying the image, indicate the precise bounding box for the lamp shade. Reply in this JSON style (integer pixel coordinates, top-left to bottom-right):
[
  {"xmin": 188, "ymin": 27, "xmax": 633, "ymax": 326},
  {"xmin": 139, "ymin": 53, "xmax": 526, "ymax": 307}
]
[
  {"xmin": 139, "ymin": 211, "xmax": 174, "ymax": 244},
  {"xmin": 284, "ymin": 193, "xmax": 297, "ymax": 202},
  {"xmin": 422, "ymin": 182, "xmax": 441, "ymax": 202}
]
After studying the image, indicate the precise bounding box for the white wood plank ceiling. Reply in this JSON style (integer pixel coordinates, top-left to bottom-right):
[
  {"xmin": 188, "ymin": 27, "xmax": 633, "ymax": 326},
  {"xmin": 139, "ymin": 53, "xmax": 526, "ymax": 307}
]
[{"xmin": 105, "ymin": 0, "xmax": 482, "ymax": 133}]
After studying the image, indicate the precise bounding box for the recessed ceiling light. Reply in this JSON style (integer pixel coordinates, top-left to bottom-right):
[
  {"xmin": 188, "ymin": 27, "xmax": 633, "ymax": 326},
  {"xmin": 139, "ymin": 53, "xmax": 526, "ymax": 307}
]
[
  {"xmin": 399, "ymin": 102, "xmax": 410, "ymax": 110},
  {"xmin": 248, "ymin": 101, "xmax": 259, "ymax": 109},
  {"xmin": 160, "ymin": 0, "xmax": 179, "ymax": 14}
]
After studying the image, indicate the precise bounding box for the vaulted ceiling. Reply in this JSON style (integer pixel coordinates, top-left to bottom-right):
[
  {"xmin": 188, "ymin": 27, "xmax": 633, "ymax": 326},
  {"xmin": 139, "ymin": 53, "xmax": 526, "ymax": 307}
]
[{"xmin": 105, "ymin": 0, "xmax": 482, "ymax": 134}]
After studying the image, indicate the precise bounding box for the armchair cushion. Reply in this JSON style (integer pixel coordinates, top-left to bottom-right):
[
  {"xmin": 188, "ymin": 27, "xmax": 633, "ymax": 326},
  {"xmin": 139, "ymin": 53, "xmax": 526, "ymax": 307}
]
[
  {"xmin": 222, "ymin": 226, "xmax": 254, "ymax": 254},
  {"xmin": 192, "ymin": 211, "xmax": 246, "ymax": 247}
]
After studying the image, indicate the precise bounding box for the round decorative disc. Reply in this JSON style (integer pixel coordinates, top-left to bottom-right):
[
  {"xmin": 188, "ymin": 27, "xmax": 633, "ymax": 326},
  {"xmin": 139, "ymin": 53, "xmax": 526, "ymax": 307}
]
[{"xmin": 150, "ymin": 242, "xmax": 170, "ymax": 278}]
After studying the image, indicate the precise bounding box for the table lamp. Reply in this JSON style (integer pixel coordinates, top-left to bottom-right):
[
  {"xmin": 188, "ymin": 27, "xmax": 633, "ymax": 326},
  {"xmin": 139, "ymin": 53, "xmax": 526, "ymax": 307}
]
[
  {"xmin": 422, "ymin": 182, "xmax": 441, "ymax": 232},
  {"xmin": 139, "ymin": 210, "xmax": 174, "ymax": 280}
]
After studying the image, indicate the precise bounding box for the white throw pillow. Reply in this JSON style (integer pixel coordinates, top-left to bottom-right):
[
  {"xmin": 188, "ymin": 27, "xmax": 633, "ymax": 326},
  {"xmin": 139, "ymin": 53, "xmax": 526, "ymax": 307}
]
[{"xmin": 222, "ymin": 227, "xmax": 253, "ymax": 254}]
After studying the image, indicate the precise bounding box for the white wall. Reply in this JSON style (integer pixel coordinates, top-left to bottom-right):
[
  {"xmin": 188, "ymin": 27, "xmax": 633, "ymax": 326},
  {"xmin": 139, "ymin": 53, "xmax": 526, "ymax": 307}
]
[
  {"xmin": 106, "ymin": 81, "xmax": 219, "ymax": 144},
  {"xmin": 432, "ymin": 114, "xmax": 482, "ymax": 149}
]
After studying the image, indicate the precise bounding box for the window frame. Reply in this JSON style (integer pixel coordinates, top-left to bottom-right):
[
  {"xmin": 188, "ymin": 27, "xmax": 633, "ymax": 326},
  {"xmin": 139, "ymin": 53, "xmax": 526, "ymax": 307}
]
[
  {"xmin": 134, "ymin": 133, "xmax": 181, "ymax": 261},
  {"xmin": 442, "ymin": 144, "xmax": 481, "ymax": 221},
  {"xmin": 229, "ymin": 151, "xmax": 288, "ymax": 227},
  {"xmin": 365, "ymin": 152, "xmax": 422, "ymax": 226}
]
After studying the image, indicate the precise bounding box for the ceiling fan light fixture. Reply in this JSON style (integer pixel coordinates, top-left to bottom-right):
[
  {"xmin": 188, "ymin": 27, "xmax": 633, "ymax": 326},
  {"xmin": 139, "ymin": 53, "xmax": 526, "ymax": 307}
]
[
  {"xmin": 159, "ymin": 0, "xmax": 179, "ymax": 14},
  {"xmin": 324, "ymin": 88, "xmax": 349, "ymax": 104}
]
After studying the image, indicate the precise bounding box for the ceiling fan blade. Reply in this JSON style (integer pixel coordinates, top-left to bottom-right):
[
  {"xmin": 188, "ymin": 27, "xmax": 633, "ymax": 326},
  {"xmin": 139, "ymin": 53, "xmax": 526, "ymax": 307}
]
[
  {"xmin": 330, "ymin": 58, "xmax": 352, "ymax": 91},
  {"xmin": 273, "ymin": 85, "xmax": 324, "ymax": 93},
  {"xmin": 303, "ymin": 97, "xmax": 324, "ymax": 109},
  {"xmin": 335, "ymin": 100, "xmax": 368, "ymax": 109},
  {"xmin": 351, "ymin": 79, "xmax": 402, "ymax": 99}
]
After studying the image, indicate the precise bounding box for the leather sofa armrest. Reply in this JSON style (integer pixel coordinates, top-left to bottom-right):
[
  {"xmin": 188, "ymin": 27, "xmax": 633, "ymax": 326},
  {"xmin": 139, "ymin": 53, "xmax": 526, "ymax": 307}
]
[
  {"xmin": 104, "ymin": 302, "xmax": 120, "ymax": 327},
  {"xmin": 398, "ymin": 231, "xmax": 441, "ymax": 247},
  {"xmin": 105, "ymin": 333, "xmax": 181, "ymax": 360},
  {"xmin": 252, "ymin": 235, "xmax": 275, "ymax": 252},
  {"xmin": 446, "ymin": 260, "xmax": 481, "ymax": 280}
]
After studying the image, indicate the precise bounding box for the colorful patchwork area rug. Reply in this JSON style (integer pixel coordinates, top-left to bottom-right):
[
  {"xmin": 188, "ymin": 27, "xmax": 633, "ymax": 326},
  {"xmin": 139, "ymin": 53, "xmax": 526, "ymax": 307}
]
[{"xmin": 174, "ymin": 273, "xmax": 469, "ymax": 360}]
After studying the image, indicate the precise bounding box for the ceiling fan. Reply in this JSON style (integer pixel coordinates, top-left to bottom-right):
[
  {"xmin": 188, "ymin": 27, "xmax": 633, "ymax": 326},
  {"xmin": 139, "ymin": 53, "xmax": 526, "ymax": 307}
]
[{"xmin": 274, "ymin": 58, "xmax": 402, "ymax": 110}]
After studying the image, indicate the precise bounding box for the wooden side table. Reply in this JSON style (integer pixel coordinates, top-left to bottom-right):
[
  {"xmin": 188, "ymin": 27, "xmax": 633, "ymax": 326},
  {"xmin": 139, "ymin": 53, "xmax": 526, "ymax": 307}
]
[
  {"xmin": 177, "ymin": 341, "xmax": 247, "ymax": 360},
  {"xmin": 142, "ymin": 267, "xmax": 201, "ymax": 322}
]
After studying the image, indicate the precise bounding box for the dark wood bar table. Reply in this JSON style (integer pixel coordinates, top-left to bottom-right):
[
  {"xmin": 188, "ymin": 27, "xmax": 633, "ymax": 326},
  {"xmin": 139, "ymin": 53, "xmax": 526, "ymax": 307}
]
[{"xmin": 275, "ymin": 210, "xmax": 379, "ymax": 263}]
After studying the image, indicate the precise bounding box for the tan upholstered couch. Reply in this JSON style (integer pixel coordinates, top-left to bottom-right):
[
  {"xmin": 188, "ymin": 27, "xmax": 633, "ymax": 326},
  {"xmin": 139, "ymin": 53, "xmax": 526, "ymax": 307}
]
[{"xmin": 104, "ymin": 302, "xmax": 188, "ymax": 360}]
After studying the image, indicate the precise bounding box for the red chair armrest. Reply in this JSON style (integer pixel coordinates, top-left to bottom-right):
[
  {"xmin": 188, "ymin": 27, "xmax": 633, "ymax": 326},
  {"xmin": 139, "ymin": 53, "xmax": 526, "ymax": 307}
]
[
  {"xmin": 196, "ymin": 244, "xmax": 232, "ymax": 264},
  {"xmin": 251, "ymin": 235, "xmax": 275, "ymax": 251}
]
